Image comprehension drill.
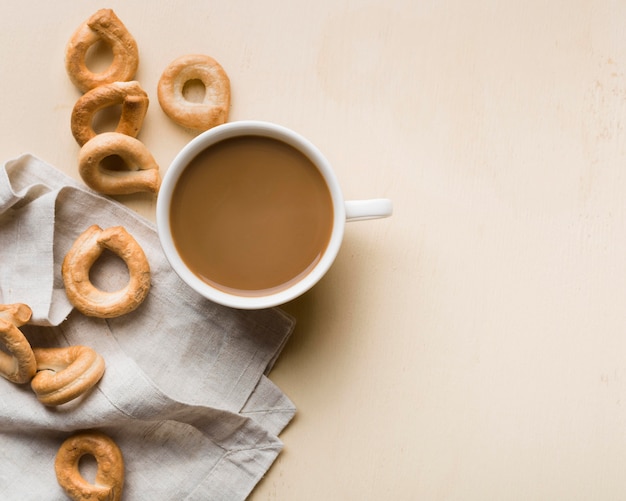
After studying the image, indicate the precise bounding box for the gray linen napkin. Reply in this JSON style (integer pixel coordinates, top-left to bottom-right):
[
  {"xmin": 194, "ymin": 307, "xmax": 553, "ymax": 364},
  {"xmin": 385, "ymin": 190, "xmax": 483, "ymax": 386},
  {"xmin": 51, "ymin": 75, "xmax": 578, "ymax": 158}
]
[{"xmin": 0, "ymin": 154, "xmax": 296, "ymax": 500}]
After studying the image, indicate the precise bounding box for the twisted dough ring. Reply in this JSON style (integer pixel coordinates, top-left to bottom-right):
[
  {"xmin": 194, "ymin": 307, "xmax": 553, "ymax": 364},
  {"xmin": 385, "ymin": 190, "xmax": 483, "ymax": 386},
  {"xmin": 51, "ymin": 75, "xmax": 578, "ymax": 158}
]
[
  {"xmin": 65, "ymin": 9, "xmax": 139, "ymax": 92},
  {"xmin": 31, "ymin": 346, "xmax": 105, "ymax": 406},
  {"xmin": 157, "ymin": 54, "xmax": 230, "ymax": 131},
  {"xmin": 62, "ymin": 225, "xmax": 151, "ymax": 318},
  {"xmin": 55, "ymin": 431, "xmax": 124, "ymax": 501},
  {"xmin": 71, "ymin": 81, "xmax": 149, "ymax": 147},
  {"xmin": 0, "ymin": 303, "xmax": 36, "ymax": 384},
  {"xmin": 78, "ymin": 132, "xmax": 161, "ymax": 195}
]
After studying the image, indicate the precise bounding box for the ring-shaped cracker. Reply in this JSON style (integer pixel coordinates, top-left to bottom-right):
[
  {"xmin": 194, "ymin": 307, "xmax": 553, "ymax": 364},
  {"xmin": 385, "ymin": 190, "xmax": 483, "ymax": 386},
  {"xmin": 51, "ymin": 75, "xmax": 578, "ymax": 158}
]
[
  {"xmin": 62, "ymin": 225, "xmax": 151, "ymax": 318},
  {"xmin": 65, "ymin": 9, "xmax": 139, "ymax": 92},
  {"xmin": 0, "ymin": 303, "xmax": 35, "ymax": 384},
  {"xmin": 71, "ymin": 81, "xmax": 149, "ymax": 146},
  {"xmin": 55, "ymin": 431, "xmax": 124, "ymax": 501},
  {"xmin": 78, "ymin": 132, "xmax": 161, "ymax": 195},
  {"xmin": 31, "ymin": 346, "xmax": 105, "ymax": 406},
  {"xmin": 157, "ymin": 54, "xmax": 230, "ymax": 131}
]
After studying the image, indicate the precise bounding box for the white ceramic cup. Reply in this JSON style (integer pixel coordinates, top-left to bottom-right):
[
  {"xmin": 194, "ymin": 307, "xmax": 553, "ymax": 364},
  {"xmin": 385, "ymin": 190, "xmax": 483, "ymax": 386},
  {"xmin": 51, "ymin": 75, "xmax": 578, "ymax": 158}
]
[{"xmin": 156, "ymin": 120, "xmax": 392, "ymax": 309}]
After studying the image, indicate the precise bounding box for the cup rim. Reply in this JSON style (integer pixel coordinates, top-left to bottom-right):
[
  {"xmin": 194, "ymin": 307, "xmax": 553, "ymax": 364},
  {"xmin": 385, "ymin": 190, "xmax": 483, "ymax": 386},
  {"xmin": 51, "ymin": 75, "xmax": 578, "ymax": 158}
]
[{"xmin": 156, "ymin": 120, "xmax": 346, "ymax": 309}]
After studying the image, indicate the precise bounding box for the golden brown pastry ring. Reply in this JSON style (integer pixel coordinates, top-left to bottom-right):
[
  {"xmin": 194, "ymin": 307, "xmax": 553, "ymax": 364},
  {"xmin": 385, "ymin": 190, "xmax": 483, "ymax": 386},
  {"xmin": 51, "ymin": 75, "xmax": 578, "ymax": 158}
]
[
  {"xmin": 71, "ymin": 81, "xmax": 149, "ymax": 147},
  {"xmin": 62, "ymin": 225, "xmax": 151, "ymax": 318},
  {"xmin": 78, "ymin": 132, "xmax": 161, "ymax": 195},
  {"xmin": 55, "ymin": 431, "xmax": 124, "ymax": 501},
  {"xmin": 0, "ymin": 303, "xmax": 36, "ymax": 384},
  {"xmin": 157, "ymin": 54, "xmax": 230, "ymax": 131},
  {"xmin": 31, "ymin": 346, "xmax": 105, "ymax": 406},
  {"xmin": 65, "ymin": 9, "xmax": 139, "ymax": 93}
]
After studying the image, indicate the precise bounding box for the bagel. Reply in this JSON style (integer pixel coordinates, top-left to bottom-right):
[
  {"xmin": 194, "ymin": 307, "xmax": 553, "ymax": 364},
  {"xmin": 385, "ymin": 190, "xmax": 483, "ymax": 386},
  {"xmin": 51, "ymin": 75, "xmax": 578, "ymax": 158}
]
[
  {"xmin": 71, "ymin": 81, "xmax": 149, "ymax": 147},
  {"xmin": 78, "ymin": 132, "xmax": 161, "ymax": 195},
  {"xmin": 65, "ymin": 9, "xmax": 139, "ymax": 92},
  {"xmin": 55, "ymin": 431, "xmax": 124, "ymax": 501},
  {"xmin": 62, "ymin": 225, "xmax": 151, "ymax": 318},
  {"xmin": 157, "ymin": 54, "xmax": 230, "ymax": 131}
]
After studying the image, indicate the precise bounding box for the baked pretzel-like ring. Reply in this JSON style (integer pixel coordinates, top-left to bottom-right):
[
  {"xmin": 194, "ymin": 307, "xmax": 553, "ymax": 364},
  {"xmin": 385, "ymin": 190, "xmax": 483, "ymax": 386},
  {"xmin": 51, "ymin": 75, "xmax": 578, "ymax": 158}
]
[
  {"xmin": 65, "ymin": 9, "xmax": 139, "ymax": 93},
  {"xmin": 71, "ymin": 81, "xmax": 149, "ymax": 147},
  {"xmin": 62, "ymin": 225, "xmax": 151, "ymax": 318},
  {"xmin": 0, "ymin": 303, "xmax": 36, "ymax": 384},
  {"xmin": 55, "ymin": 431, "xmax": 124, "ymax": 501},
  {"xmin": 78, "ymin": 132, "xmax": 161, "ymax": 195},
  {"xmin": 30, "ymin": 346, "xmax": 105, "ymax": 406},
  {"xmin": 157, "ymin": 54, "xmax": 230, "ymax": 131}
]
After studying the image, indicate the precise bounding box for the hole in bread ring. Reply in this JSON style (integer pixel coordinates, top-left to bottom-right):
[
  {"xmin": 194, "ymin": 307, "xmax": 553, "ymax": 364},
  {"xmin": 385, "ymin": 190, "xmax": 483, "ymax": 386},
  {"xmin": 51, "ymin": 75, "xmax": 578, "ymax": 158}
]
[
  {"xmin": 157, "ymin": 54, "xmax": 231, "ymax": 131},
  {"xmin": 0, "ymin": 303, "xmax": 35, "ymax": 384},
  {"xmin": 31, "ymin": 346, "xmax": 105, "ymax": 406},
  {"xmin": 65, "ymin": 9, "xmax": 139, "ymax": 93},
  {"xmin": 71, "ymin": 81, "xmax": 149, "ymax": 147},
  {"xmin": 182, "ymin": 78, "xmax": 207, "ymax": 103},
  {"xmin": 78, "ymin": 132, "xmax": 161, "ymax": 195},
  {"xmin": 62, "ymin": 225, "xmax": 151, "ymax": 318},
  {"xmin": 55, "ymin": 431, "xmax": 124, "ymax": 501},
  {"xmin": 84, "ymin": 39, "xmax": 114, "ymax": 73}
]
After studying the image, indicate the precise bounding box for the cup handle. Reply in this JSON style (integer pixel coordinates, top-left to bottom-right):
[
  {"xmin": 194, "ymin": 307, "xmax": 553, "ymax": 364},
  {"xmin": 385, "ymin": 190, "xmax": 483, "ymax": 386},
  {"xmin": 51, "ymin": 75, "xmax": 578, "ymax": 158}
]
[{"xmin": 345, "ymin": 199, "xmax": 393, "ymax": 221}]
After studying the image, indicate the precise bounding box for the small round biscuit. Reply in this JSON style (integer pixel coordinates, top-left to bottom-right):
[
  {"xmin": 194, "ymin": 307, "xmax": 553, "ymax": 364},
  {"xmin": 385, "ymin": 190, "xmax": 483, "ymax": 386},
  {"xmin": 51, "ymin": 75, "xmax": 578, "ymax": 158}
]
[
  {"xmin": 157, "ymin": 54, "xmax": 230, "ymax": 131},
  {"xmin": 65, "ymin": 9, "xmax": 139, "ymax": 92},
  {"xmin": 71, "ymin": 81, "xmax": 149, "ymax": 147},
  {"xmin": 62, "ymin": 225, "xmax": 151, "ymax": 318},
  {"xmin": 78, "ymin": 132, "xmax": 161, "ymax": 195},
  {"xmin": 31, "ymin": 346, "xmax": 105, "ymax": 406},
  {"xmin": 55, "ymin": 431, "xmax": 124, "ymax": 501}
]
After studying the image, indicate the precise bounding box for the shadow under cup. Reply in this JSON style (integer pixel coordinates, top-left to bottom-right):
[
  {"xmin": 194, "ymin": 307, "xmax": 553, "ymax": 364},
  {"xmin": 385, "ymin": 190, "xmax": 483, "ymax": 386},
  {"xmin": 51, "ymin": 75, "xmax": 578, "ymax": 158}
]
[{"xmin": 157, "ymin": 121, "xmax": 347, "ymax": 310}]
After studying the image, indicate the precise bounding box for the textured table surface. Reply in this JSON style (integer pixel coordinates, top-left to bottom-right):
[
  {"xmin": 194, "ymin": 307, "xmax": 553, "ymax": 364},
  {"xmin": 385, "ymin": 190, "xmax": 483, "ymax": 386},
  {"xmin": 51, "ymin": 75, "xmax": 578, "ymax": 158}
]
[{"xmin": 2, "ymin": 1, "xmax": 626, "ymax": 499}]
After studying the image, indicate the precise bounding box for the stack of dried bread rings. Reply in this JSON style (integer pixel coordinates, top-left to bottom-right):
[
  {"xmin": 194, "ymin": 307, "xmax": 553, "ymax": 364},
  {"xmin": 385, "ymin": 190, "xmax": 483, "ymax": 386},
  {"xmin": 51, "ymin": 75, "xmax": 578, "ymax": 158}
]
[
  {"xmin": 67, "ymin": 9, "xmax": 232, "ymax": 197},
  {"xmin": 67, "ymin": 8, "xmax": 160, "ymax": 196}
]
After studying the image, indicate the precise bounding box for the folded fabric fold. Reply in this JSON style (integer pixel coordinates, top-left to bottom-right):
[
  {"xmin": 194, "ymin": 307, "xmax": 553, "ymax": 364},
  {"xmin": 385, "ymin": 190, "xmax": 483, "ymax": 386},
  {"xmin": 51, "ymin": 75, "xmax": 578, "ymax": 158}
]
[{"xmin": 0, "ymin": 154, "xmax": 295, "ymax": 500}]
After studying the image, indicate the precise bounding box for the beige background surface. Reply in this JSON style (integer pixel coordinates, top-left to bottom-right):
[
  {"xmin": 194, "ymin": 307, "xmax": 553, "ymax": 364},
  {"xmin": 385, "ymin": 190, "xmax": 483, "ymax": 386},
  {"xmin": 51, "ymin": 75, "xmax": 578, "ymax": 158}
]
[{"xmin": 2, "ymin": 1, "xmax": 626, "ymax": 499}]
